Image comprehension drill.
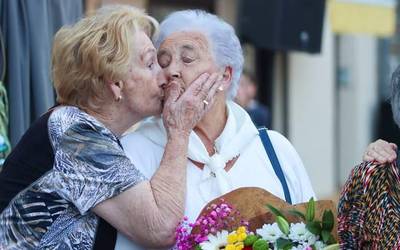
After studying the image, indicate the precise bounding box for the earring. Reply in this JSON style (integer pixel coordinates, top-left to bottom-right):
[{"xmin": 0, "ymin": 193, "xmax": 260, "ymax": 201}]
[{"xmin": 116, "ymin": 95, "xmax": 122, "ymax": 102}]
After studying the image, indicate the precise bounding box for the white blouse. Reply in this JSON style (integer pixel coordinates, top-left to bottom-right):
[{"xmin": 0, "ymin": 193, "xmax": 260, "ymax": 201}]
[{"xmin": 114, "ymin": 129, "xmax": 315, "ymax": 250}]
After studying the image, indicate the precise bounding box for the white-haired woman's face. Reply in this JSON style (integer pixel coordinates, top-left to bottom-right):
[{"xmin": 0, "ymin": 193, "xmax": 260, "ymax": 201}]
[{"xmin": 157, "ymin": 31, "xmax": 220, "ymax": 92}]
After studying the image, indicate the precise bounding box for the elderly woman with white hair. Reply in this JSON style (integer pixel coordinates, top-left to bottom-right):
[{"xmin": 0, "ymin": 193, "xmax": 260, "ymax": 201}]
[{"xmin": 114, "ymin": 10, "xmax": 315, "ymax": 249}]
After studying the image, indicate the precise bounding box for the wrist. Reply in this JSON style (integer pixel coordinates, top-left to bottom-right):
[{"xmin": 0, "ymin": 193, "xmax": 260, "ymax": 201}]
[
  {"xmin": 165, "ymin": 132, "xmax": 190, "ymax": 156},
  {"xmin": 167, "ymin": 128, "xmax": 191, "ymax": 139}
]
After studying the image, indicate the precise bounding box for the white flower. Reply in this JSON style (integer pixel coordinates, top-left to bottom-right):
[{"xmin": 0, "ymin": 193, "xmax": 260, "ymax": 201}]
[
  {"xmin": 314, "ymin": 241, "xmax": 326, "ymax": 250},
  {"xmin": 256, "ymin": 223, "xmax": 284, "ymax": 243},
  {"xmin": 199, "ymin": 230, "xmax": 228, "ymax": 250},
  {"xmin": 290, "ymin": 245, "xmax": 305, "ymax": 250},
  {"xmin": 285, "ymin": 239, "xmax": 326, "ymax": 250},
  {"xmin": 288, "ymin": 223, "xmax": 317, "ymax": 244}
]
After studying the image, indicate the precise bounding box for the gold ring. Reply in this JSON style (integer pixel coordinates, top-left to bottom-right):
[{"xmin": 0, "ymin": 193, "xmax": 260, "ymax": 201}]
[{"xmin": 203, "ymin": 100, "xmax": 209, "ymax": 106}]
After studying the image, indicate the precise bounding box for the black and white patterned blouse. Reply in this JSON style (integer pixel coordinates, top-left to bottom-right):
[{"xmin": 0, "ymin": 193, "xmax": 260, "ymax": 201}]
[{"xmin": 0, "ymin": 106, "xmax": 146, "ymax": 249}]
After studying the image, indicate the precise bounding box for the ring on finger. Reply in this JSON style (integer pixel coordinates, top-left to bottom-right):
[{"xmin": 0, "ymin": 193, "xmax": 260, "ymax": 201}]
[{"xmin": 203, "ymin": 100, "xmax": 209, "ymax": 106}]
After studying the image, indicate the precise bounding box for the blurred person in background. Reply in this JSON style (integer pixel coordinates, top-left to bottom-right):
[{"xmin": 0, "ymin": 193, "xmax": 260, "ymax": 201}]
[
  {"xmin": 338, "ymin": 66, "xmax": 400, "ymax": 249},
  {"xmin": 0, "ymin": 5, "xmax": 221, "ymax": 249},
  {"xmin": 235, "ymin": 71, "xmax": 271, "ymax": 128}
]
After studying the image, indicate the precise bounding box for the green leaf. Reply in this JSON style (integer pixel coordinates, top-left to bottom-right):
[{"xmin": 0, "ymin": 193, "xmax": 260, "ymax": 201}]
[
  {"xmin": 266, "ymin": 204, "xmax": 287, "ymax": 221},
  {"xmin": 252, "ymin": 239, "xmax": 268, "ymax": 250},
  {"xmin": 322, "ymin": 210, "xmax": 334, "ymax": 231},
  {"xmin": 311, "ymin": 245, "xmax": 317, "ymax": 250},
  {"xmin": 277, "ymin": 216, "xmax": 290, "ymax": 235},
  {"xmin": 322, "ymin": 243, "xmax": 340, "ymax": 250},
  {"xmin": 244, "ymin": 234, "xmax": 259, "ymax": 246},
  {"xmin": 306, "ymin": 197, "xmax": 315, "ymax": 222},
  {"xmin": 283, "ymin": 245, "xmax": 293, "ymax": 250},
  {"xmin": 327, "ymin": 234, "xmax": 337, "ymax": 245},
  {"xmin": 276, "ymin": 238, "xmax": 293, "ymax": 250},
  {"xmin": 194, "ymin": 245, "xmax": 202, "ymax": 250},
  {"xmin": 306, "ymin": 221, "xmax": 322, "ymax": 235},
  {"xmin": 288, "ymin": 209, "xmax": 306, "ymax": 220},
  {"xmin": 321, "ymin": 230, "xmax": 331, "ymax": 243}
]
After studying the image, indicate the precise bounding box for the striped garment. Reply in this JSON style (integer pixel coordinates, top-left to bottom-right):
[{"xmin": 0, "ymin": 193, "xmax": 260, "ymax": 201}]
[
  {"xmin": 338, "ymin": 160, "xmax": 400, "ymax": 249},
  {"xmin": 0, "ymin": 106, "xmax": 145, "ymax": 249}
]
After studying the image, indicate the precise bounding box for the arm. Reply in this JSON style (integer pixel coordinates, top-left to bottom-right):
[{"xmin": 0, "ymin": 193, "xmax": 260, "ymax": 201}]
[
  {"xmin": 92, "ymin": 135, "xmax": 188, "ymax": 247},
  {"xmin": 92, "ymin": 73, "xmax": 222, "ymax": 247}
]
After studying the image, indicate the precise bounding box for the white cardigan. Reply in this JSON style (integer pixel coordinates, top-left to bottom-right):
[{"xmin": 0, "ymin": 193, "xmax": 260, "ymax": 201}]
[{"xmin": 115, "ymin": 103, "xmax": 315, "ymax": 250}]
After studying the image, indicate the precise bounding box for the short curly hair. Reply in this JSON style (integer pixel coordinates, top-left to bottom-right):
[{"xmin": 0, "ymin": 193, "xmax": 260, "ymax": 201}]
[
  {"xmin": 52, "ymin": 5, "xmax": 158, "ymax": 110},
  {"xmin": 154, "ymin": 10, "xmax": 244, "ymax": 100}
]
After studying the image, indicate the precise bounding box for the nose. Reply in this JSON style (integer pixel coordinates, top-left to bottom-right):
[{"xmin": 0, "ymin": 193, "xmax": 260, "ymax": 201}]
[
  {"xmin": 158, "ymin": 71, "xmax": 167, "ymax": 89},
  {"xmin": 171, "ymin": 72, "xmax": 181, "ymax": 79},
  {"xmin": 164, "ymin": 61, "xmax": 181, "ymax": 81},
  {"xmin": 156, "ymin": 64, "xmax": 167, "ymax": 89}
]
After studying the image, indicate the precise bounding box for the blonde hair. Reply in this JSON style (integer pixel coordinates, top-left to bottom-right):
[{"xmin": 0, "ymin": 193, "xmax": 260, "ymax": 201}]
[{"xmin": 52, "ymin": 5, "xmax": 158, "ymax": 110}]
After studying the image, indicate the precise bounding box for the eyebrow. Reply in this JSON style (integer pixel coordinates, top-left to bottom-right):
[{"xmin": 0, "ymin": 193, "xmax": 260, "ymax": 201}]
[{"xmin": 141, "ymin": 48, "xmax": 156, "ymax": 61}]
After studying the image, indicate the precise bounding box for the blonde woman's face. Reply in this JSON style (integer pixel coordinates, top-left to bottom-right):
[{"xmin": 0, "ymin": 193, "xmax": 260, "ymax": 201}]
[
  {"xmin": 122, "ymin": 30, "xmax": 166, "ymax": 117},
  {"xmin": 157, "ymin": 31, "xmax": 219, "ymax": 91}
]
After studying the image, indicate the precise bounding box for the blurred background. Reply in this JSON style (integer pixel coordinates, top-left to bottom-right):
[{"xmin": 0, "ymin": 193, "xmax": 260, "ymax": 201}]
[{"xmin": 0, "ymin": 0, "xmax": 399, "ymax": 199}]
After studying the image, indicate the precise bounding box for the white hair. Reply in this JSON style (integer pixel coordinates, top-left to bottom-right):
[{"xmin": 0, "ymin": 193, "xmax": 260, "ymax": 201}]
[{"xmin": 154, "ymin": 10, "xmax": 244, "ymax": 100}]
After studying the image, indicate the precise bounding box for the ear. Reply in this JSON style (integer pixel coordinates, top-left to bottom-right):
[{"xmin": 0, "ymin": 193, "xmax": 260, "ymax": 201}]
[
  {"xmin": 106, "ymin": 79, "xmax": 124, "ymax": 101},
  {"xmin": 221, "ymin": 66, "xmax": 233, "ymax": 90}
]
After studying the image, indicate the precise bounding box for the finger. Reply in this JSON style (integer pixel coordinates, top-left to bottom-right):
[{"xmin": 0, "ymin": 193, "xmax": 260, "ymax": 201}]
[
  {"xmin": 164, "ymin": 81, "xmax": 180, "ymax": 106},
  {"xmin": 382, "ymin": 146, "xmax": 396, "ymax": 158},
  {"xmin": 366, "ymin": 150, "xmax": 389, "ymax": 164},
  {"xmin": 202, "ymin": 73, "xmax": 220, "ymax": 92},
  {"xmin": 184, "ymin": 73, "xmax": 210, "ymax": 97},
  {"xmin": 375, "ymin": 141, "xmax": 397, "ymax": 160},
  {"xmin": 377, "ymin": 150, "xmax": 392, "ymax": 162},
  {"xmin": 363, "ymin": 154, "xmax": 375, "ymax": 162},
  {"xmin": 196, "ymin": 73, "xmax": 219, "ymax": 100},
  {"xmin": 202, "ymin": 77, "xmax": 223, "ymax": 110}
]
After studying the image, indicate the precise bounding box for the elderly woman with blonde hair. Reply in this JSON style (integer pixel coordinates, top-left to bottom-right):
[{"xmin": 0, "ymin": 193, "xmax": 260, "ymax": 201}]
[{"xmin": 0, "ymin": 5, "xmax": 221, "ymax": 249}]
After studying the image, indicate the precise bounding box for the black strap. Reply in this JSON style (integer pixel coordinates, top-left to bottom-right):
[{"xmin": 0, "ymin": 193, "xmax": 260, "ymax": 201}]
[
  {"xmin": 258, "ymin": 127, "xmax": 292, "ymax": 204},
  {"xmin": 93, "ymin": 217, "xmax": 117, "ymax": 250}
]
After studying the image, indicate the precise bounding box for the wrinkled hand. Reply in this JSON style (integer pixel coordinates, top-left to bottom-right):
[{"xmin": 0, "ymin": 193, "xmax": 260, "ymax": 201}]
[
  {"xmin": 363, "ymin": 139, "xmax": 397, "ymax": 164},
  {"xmin": 162, "ymin": 73, "xmax": 222, "ymax": 137}
]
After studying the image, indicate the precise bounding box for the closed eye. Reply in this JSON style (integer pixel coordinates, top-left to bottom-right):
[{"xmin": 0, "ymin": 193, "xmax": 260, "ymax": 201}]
[
  {"xmin": 157, "ymin": 52, "xmax": 171, "ymax": 68},
  {"xmin": 182, "ymin": 56, "xmax": 195, "ymax": 64}
]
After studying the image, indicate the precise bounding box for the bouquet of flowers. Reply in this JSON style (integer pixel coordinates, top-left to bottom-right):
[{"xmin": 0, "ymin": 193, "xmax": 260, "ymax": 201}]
[{"xmin": 174, "ymin": 188, "xmax": 339, "ymax": 250}]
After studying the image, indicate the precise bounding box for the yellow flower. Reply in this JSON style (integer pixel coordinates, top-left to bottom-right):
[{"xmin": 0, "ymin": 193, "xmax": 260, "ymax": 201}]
[
  {"xmin": 235, "ymin": 242, "xmax": 244, "ymax": 250},
  {"xmin": 237, "ymin": 226, "xmax": 246, "ymax": 235},
  {"xmin": 227, "ymin": 233, "xmax": 238, "ymax": 244},
  {"xmin": 237, "ymin": 232, "xmax": 247, "ymax": 242},
  {"xmin": 225, "ymin": 244, "xmax": 236, "ymax": 250}
]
